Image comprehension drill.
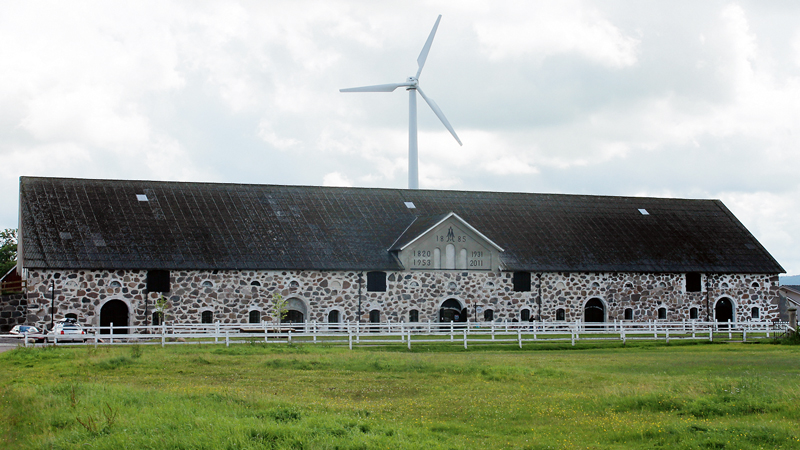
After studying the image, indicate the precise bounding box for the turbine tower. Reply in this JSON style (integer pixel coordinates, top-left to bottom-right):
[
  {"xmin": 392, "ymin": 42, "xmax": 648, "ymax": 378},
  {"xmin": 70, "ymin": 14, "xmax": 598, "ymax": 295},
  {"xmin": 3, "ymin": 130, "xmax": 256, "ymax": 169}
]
[{"xmin": 340, "ymin": 15, "xmax": 462, "ymax": 190}]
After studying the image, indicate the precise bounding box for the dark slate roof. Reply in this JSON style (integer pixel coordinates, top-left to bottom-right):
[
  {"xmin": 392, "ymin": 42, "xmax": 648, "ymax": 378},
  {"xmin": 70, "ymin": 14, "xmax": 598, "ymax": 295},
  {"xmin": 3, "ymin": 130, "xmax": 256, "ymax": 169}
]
[{"xmin": 19, "ymin": 176, "xmax": 784, "ymax": 274}]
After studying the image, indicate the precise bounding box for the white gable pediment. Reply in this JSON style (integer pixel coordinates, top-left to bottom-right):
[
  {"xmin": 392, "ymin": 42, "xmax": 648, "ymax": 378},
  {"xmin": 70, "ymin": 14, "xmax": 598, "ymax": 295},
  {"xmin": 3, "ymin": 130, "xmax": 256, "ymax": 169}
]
[{"xmin": 396, "ymin": 213, "xmax": 502, "ymax": 271}]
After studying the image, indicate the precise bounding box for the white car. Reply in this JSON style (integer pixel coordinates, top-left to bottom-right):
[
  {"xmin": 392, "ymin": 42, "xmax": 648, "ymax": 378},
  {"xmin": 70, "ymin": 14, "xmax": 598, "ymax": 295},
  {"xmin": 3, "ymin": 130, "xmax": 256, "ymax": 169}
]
[
  {"xmin": 9, "ymin": 325, "xmax": 46, "ymax": 343},
  {"xmin": 49, "ymin": 318, "xmax": 89, "ymax": 343}
]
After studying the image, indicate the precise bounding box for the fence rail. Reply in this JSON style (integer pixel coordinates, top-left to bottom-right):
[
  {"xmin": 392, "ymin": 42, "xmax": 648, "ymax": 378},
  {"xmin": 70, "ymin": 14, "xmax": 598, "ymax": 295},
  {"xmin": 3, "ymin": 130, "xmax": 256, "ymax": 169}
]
[{"xmin": 3, "ymin": 319, "xmax": 791, "ymax": 349}]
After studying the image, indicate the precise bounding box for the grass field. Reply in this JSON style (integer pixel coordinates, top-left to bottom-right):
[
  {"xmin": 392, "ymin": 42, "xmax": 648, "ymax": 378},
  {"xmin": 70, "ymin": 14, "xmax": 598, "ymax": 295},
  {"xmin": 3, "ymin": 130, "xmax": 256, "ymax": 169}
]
[{"xmin": 1, "ymin": 340, "xmax": 799, "ymax": 449}]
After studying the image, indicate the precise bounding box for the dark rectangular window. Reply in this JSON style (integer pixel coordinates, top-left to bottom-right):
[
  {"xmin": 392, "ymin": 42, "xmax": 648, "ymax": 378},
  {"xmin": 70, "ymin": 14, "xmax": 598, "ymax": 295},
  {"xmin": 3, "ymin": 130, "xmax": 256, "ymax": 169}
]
[
  {"xmin": 624, "ymin": 308, "xmax": 633, "ymax": 320},
  {"xmin": 147, "ymin": 270, "xmax": 170, "ymax": 293},
  {"xmin": 409, "ymin": 309, "xmax": 419, "ymax": 323},
  {"xmin": 512, "ymin": 272, "xmax": 531, "ymax": 292},
  {"xmin": 367, "ymin": 271, "xmax": 387, "ymax": 292},
  {"xmin": 686, "ymin": 273, "xmax": 701, "ymax": 292}
]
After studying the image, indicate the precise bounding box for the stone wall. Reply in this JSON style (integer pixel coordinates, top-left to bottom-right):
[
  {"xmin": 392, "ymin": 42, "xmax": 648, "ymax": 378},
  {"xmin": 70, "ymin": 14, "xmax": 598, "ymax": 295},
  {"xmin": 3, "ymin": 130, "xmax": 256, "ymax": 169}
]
[
  {"xmin": 0, "ymin": 293, "xmax": 33, "ymax": 332},
  {"xmin": 23, "ymin": 269, "xmax": 780, "ymax": 330}
]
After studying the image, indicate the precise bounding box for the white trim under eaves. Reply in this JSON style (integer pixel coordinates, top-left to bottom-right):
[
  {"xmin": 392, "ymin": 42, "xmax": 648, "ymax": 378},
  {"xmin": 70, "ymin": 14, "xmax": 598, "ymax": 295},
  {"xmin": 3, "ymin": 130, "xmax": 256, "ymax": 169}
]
[{"xmin": 397, "ymin": 212, "xmax": 504, "ymax": 252}]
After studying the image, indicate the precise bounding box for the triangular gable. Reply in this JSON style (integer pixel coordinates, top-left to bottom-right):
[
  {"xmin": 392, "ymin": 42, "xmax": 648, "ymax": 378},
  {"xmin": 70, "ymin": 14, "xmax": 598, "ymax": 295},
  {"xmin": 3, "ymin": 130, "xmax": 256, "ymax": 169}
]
[{"xmin": 391, "ymin": 212, "xmax": 503, "ymax": 252}]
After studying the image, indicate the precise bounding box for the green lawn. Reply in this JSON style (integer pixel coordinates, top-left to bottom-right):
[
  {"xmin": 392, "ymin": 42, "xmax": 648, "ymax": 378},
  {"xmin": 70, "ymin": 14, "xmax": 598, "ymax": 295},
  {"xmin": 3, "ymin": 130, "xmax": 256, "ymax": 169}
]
[{"xmin": 1, "ymin": 340, "xmax": 799, "ymax": 449}]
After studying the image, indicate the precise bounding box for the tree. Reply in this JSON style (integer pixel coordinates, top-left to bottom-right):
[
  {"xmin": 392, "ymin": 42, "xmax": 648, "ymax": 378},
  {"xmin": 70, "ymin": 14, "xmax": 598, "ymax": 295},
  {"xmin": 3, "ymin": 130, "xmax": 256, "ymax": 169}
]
[
  {"xmin": 154, "ymin": 295, "xmax": 169, "ymax": 325},
  {"xmin": 271, "ymin": 292, "xmax": 287, "ymax": 326},
  {"xmin": 0, "ymin": 228, "xmax": 17, "ymax": 276}
]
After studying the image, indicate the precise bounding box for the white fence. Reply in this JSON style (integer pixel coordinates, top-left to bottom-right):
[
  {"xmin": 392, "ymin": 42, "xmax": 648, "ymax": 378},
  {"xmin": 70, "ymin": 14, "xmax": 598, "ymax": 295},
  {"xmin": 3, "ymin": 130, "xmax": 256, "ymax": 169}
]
[{"xmin": 5, "ymin": 319, "xmax": 792, "ymax": 349}]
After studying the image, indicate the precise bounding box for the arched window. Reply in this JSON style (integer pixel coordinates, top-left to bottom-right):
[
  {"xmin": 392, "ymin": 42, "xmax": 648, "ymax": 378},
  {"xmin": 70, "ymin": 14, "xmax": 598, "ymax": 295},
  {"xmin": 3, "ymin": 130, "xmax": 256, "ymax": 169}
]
[
  {"xmin": 751, "ymin": 307, "xmax": 760, "ymax": 319},
  {"xmin": 251, "ymin": 280, "xmax": 261, "ymax": 287},
  {"xmin": 65, "ymin": 313, "xmax": 78, "ymax": 321},
  {"xmin": 658, "ymin": 307, "xmax": 667, "ymax": 320},
  {"xmin": 109, "ymin": 280, "xmax": 122, "ymax": 288},
  {"xmin": 521, "ymin": 309, "xmax": 531, "ymax": 322},
  {"xmin": 328, "ymin": 310, "xmax": 340, "ymax": 323},
  {"xmin": 483, "ymin": 309, "xmax": 493, "ymax": 321},
  {"xmin": 201, "ymin": 311, "xmax": 213, "ymax": 324},
  {"xmin": 289, "ymin": 280, "xmax": 300, "ymax": 289},
  {"xmin": 690, "ymin": 307, "xmax": 699, "ymax": 320},
  {"xmin": 445, "ymin": 244, "xmax": 456, "ymax": 269},
  {"xmin": 201, "ymin": 280, "xmax": 213, "ymax": 288},
  {"xmin": 447, "ymin": 281, "xmax": 457, "ymax": 291},
  {"xmin": 409, "ymin": 309, "xmax": 419, "ymax": 323},
  {"xmin": 751, "ymin": 282, "xmax": 759, "ymax": 289},
  {"xmin": 249, "ymin": 310, "xmax": 261, "ymax": 324},
  {"xmin": 152, "ymin": 311, "xmax": 163, "ymax": 326},
  {"xmin": 555, "ymin": 308, "xmax": 565, "ymax": 321},
  {"xmin": 624, "ymin": 308, "xmax": 633, "ymax": 320},
  {"xmin": 458, "ymin": 248, "xmax": 467, "ymax": 270}
]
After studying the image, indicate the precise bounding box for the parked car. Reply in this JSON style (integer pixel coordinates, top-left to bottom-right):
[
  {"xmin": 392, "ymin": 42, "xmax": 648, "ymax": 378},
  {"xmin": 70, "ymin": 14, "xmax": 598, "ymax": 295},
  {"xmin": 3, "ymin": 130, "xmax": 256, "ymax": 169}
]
[
  {"xmin": 9, "ymin": 325, "xmax": 46, "ymax": 343},
  {"xmin": 49, "ymin": 318, "xmax": 89, "ymax": 343}
]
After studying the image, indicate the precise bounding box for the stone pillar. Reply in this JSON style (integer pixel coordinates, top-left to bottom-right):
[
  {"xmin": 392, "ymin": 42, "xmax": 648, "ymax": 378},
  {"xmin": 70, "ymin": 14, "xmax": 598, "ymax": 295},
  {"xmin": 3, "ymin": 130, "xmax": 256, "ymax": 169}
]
[{"xmin": 788, "ymin": 306, "xmax": 797, "ymax": 330}]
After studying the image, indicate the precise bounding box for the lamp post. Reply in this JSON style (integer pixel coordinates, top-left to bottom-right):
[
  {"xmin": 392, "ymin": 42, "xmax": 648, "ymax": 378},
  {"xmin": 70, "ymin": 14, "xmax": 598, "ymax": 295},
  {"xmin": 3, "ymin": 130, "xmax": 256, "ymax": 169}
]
[{"xmin": 357, "ymin": 272, "xmax": 363, "ymax": 324}]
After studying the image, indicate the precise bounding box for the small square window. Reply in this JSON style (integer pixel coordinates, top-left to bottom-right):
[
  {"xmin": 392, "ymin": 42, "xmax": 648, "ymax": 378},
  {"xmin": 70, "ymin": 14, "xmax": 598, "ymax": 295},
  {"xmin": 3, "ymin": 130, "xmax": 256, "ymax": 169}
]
[
  {"xmin": 136, "ymin": 194, "xmax": 148, "ymax": 202},
  {"xmin": 638, "ymin": 208, "xmax": 649, "ymax": 215},
  {"xmin": 686, "ymin": 273, "xmax": 702, "ymax": 292},
  {"xmin": 404, "ymin": 202, "xmax": 416, "ymax": 209}
]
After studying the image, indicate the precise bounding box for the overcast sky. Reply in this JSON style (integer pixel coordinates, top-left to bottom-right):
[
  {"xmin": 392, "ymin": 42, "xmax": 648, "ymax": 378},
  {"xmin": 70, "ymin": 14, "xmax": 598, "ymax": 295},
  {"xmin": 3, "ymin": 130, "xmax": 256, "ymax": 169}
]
[{"xmin": 2, "ymin": 1, "xmax": 800, "ymax": 275}]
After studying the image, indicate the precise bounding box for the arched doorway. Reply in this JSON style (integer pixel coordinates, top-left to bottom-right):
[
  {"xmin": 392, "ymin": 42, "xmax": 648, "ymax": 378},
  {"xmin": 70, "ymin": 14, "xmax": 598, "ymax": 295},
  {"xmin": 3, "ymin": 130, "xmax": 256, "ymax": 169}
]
[
  {"xmin": 282, "ymin": 298, "xmax": 307, "ymax": 323},
  {"xmin": 100, "ymin": 300, "xmax": 128, "ymax": 335},
  {"xmin": 715, "ymin": 298, "xmax": 734, "ymax": 325},
  {"xmin": 584, "ymin": 298, "xmax": 605, "ymax": 323},
  {"xmin": 439, "ymin": 299, "xmax": 465, "ymax": 322}
]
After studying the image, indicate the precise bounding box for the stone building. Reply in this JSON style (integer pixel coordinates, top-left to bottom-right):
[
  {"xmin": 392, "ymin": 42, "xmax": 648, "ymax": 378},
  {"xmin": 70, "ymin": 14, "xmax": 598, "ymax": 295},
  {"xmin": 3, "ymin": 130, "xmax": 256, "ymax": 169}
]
[{"xmin": 11, "ymin": 176, "xmax": 784, "ymax": 332}]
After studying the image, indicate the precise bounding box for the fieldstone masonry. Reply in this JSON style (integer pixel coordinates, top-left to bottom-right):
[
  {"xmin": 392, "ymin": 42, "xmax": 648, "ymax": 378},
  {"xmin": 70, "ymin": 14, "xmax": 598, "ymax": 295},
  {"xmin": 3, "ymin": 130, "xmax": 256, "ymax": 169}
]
[{"xmin": 22, "ymin": 268, "xmax": 780, "ymax": 330}]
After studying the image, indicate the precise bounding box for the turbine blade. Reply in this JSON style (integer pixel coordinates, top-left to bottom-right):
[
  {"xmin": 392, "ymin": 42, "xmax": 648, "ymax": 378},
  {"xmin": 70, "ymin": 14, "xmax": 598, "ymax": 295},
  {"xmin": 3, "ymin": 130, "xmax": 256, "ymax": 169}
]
[
  {"xmin": 340, "ymin": 82, "xmax": 412, "ymax": 93},
  {"xmin": 416, "ymin": 86, "xmax": 462, "ymax": 146},
  {"xmin": 416, "ymin": 15, "xmax": 442, "ymax": 79}
]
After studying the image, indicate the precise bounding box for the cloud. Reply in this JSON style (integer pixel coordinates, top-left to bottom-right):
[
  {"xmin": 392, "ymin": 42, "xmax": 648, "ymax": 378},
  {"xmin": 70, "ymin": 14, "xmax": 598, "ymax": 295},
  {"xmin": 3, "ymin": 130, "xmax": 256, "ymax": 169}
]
[
  {"xmin": 322, "ymin": 172, "xmax": 353, "ymax": 187},
  {"xmin": 473, "ymin": 1, "xmax": 640, "ymax": 68}
]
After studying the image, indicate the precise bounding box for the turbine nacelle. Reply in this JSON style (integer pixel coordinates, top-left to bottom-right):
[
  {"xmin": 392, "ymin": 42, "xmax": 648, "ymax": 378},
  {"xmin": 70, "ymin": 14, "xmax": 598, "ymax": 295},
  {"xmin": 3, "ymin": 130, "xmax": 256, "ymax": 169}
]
[{"xmin": 340, "ymin": 15, "xmax": 461, "ymax": 190}]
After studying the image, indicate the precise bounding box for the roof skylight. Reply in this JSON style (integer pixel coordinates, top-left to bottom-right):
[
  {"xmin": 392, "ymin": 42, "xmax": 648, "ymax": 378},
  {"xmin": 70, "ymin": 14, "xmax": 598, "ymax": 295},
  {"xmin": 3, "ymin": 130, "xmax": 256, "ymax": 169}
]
[
  {"xmin": 404, "ymin": 201, "xmax": 416, "ymax": 209},
  {"xmin": 136, "ymin": 194, "xmax": 148, "ymax": 202},
  {"xmin": 638, "ymin": 208, "xmax": 649, "ymax": 215}
]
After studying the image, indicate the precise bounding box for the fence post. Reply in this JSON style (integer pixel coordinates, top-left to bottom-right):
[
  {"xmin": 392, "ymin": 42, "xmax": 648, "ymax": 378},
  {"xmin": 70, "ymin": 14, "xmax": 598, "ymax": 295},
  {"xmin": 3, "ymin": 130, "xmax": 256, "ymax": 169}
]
[
  {"xmin": 288, "ymin": 329, "xmax": 292, "ymax": 344},
  {"xmin": 533, "ymin": 324, "xmax": 537, "ymax": 341},
  {"xmin": 356, "ymin": 322, "xmax": 360, "ymax": 343},
  {"xmin": 215, "ymin": 321, "xmax": 220, "ymax": 343},
  {"xmin": 110, "ymin": 322, "xmax": 114, "ymax": 345},
  {"xmin": 621, "ymin": 329, "xmax": 626, "ymax": 344},
  {"xmin": 463, "ymin": 330, "xmax": 468, "ymax": 349},
  {"xmin": 161, "ymin": 322, "xmax": 166, "ymax": 347},
  {"xmin": 491, "ymin": 324, "xmax": 495, "ymax": 341},
  {"xmin": 518, "ymin": 329, "xmax": 522, "ymax": 348},
  {"xmin": 571, "ymin": 332, "xmax": 575, "ymax": 347},
  {"xmin": 225, "ymin": 330, "xmax": 230, "ymax": 347},
  {"xmin": 743, "ymin": 329, "xmax": 747, "ymax": 342},
  {"xmin": 709, "ymin": 325, "xmax": 713, "ymax": 342},
  {"xmin": 692, "ymin": 321, "xmax": 696, "ymax": 339},
  {"xmin": 400, "ymin": 323, "xmax": 405, "ymax": 342},
  {"xmin": 407, "ymin": 328, "xmax": 411, "ymax": 350},
  {"xmin": 450, "ymin": 320, "xmax": 454, "ymax": 342},
  {"xmin": 24, "ymin": 335, "xmax": 28, "ymax": 348},
  {"xmin": 666, "ymin": 329, "xmax": 669, "ymax": 344},
  {"xmin": 348, "ymin": 328, "xmax": 352, "ymax": 350},
  {"xmin": 313, "ymin": 321, "xmax": 317, "ymax": 343}
]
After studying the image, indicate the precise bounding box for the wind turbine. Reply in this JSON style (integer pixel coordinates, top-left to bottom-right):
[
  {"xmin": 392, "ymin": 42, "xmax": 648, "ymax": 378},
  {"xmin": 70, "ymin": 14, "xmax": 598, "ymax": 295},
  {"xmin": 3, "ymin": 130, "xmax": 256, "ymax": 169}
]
[{"xmin": 340, "ymin": 15, "xmax": 462, "ymax": 190}]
